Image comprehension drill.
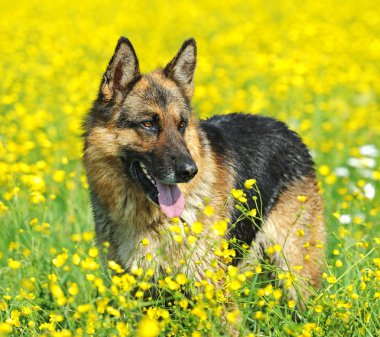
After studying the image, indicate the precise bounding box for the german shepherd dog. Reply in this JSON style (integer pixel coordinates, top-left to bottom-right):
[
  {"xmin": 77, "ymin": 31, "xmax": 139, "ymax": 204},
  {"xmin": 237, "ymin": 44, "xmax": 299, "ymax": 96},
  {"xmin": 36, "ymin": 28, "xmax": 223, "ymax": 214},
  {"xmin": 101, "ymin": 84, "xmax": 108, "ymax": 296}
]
[{"xmin": 83, "ymin": 37, "xmax": 325, "ymax": 303}]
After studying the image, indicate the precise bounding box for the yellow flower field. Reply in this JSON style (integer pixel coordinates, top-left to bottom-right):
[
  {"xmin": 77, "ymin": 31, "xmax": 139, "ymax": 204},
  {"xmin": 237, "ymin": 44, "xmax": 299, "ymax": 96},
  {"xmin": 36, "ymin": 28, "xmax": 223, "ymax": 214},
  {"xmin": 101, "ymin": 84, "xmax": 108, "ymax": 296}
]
[{"xmin": 0, "ymin": 0, "xmax": 379, "ymax": 336}]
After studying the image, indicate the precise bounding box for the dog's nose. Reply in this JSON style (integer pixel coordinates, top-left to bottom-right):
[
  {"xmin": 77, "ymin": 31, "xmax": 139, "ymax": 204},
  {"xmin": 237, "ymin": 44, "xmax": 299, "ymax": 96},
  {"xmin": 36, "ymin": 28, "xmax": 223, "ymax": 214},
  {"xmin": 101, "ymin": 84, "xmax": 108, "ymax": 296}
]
[{"xmin": 177, "ymin": 161, "xmax": 198, "ymax": 181}]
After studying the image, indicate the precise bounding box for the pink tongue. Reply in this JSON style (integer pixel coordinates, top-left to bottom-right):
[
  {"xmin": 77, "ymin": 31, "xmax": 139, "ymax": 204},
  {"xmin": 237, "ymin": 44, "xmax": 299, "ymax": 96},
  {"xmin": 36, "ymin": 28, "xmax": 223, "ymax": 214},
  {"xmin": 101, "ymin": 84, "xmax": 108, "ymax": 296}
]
[{"xmin": 156, "ymin": 181, "xmax": 185, "ymax": 218}]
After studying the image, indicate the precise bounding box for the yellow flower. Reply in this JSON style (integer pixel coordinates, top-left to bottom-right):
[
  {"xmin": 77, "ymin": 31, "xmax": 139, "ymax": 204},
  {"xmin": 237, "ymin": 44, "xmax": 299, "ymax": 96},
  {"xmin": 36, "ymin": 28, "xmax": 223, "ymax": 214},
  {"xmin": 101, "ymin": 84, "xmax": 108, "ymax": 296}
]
[
  {"xmin": 319, "ymin": 165, "xmax": 330, "ymax": 176},
  {"xmin": 179, "ymin": 298, "xmax": 188, "ymax": 309},
  {"xmin": 244, "ymin": 179, "xmax": 256, "ymax": 189},
  {"xmin": 137, "ymin": 317, "xmax": 160, "ymax": 337},
  {"xmin": 24, "ymin": 174, "xmax": 46, "ymax": 192},
  {"xmin": 49, "ymin": 283, "xmax": 67, "ymax": 306},
  {"xmin": 204, "ymin": 205, "xmax": 214, "ymax": 216},
  {"xmin": 0, "ymin": 301, "xmax": 7, "ymax": 312},
  {"xmin": 82, "ymin": 231, "xmax": 94, "ymax": 241},
  {"xmin": 350, "ymin": 293, "xmax": 359, "ymax": 300},
  {"xmin": 52, "ymin": 170, "xmax": 66, "ymax": 182},
  {"xmin": 191, "ymin": 306, "xmax": 207, "ymax": 321},
  {"xmin": 52, "ymin": 252, "xmax": 68, "ymax": 268},
  {"xmin": 0, "ymin": 323, "xmax": 12, "ymax": 334},
  {"xmin": 30, "ymin": 191, "xmax": 45, "ymax": 204},
  {"xmin": 229, "ymin": 279, "xmax": 242, "ymax": 291},
  {"xmin": 96, "ymin": 297, "xmax": 110, "ymax": 314},
  {"xmin": 88, "ymin": 247, "xmax": 98, "ymax": 258},
  {"xmin": 7, "ymin": 259, "xmax": 21, "ymax": 270},
  {"xmin": 273, "ymin": 288, "xmax": 282, "ymax": 300},
  {"xmin": 116, "ymin": 322, "xmax": 130, "ymax": 337},
  {"xmin": 21, "ymin": 305, "xmax": 32, "ymax": 316},
  {"xmin": 68, "ymin": 283, "xmax": 79, "ymax": 296},
  {"xmin": 72, "ymin": 253, "xmax": 81, "ymax": 265},
  {"xmin": 173, "ymin": 234, "xmax": 183, "ymax": 243},
  {"xmin": 175, "ymin": 273, "xmax": 188, "ymax": 285},
  {"xmin": 77, "ymin": 304, "xmax": 92, "ymax": 313},
  {"xmin": 80, "ymin": 257, "xmax": 100, "ymax": 271},
  {"xmin": 297, "ymin": 195, "xmax": 307, "ymax": 203},
  {"xmin": 106, "ymin": 306, "xmax": 120, "ymax": 317},
  {"xmin": 139, "ymin": 282, "xmax": 151, "ymax": 291},
  {"xmin": 231, "ymin": 188, "xmax": 244, "ymax": 199},
  {"xmin": 227, "ymin": 265, "xmax": 238, "ymax": 277},
  {"xmin": 108, "ymin": 260, "xmax": 123, "ymax": 273},
  {"xmin": 169, "ymin": 225, "xmax": 181, "ymax": 234},
  {"xmin": 131, "ymin": 266, "xmax": 143, "ymax": 276},
  {"xmin": 266, "ymin": 244, "xmax": 282, "ymax": 255},
  {"xmin": 146, "ymin": 253, "xmax": 153, "ymax": 261},
  {"xmin": 165, "ymin": 277, "xmax": 180, "ymax": 291},
  {"xmin": 297, "ymin": 229, "xmax": 305, "ymax": 237},
  {"xmin": 187, "ymin": 235, "xmax": 197, "ymax": 244},
  {"xmin": 213, "ymin": 220, "xmax": 228, "ymax": 236},
  {"xmin": 71, "ymin": 233, "xmax": 81, "ymax": 242},
  {"xmin": 0, "ymin": 201, "xmax": 8, "ymax": 215},
  {"xmin": 191, "ymin": 221, "xmax": 203, "ymax": 234},
  {"xmin": 326, "ymin": 275, "xmax": 337, "ymax": 284},
  {"xmin": 325, "ymin": 174, "xmax": 337, "ymax": 185},
  {"xmin": 315, "ymin": 241, "xmax": 324, "ymax": 249},
  {"xmin": 49, "ymin": 313, "xmax": 64, "ymax": 322},
  {"xmin": 254, "ymin": 311, "xmax": 264, "ymax": 319},
  {"xmin": 22, "ymin": 248, "xmax": 31, "ymax": 257},
  {"xmin": 227, "ymin": 309, "xmax": 240, "ymax": 323}
]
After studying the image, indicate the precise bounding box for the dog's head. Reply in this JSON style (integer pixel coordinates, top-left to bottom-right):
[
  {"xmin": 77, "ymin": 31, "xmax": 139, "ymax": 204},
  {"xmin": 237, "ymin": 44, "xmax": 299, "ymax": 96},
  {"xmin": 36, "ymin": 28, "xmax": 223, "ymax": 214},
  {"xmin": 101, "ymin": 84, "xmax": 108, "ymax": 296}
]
[{"xmin": 84, "ymin": 37, "xmax": 199, "ymax": 218}]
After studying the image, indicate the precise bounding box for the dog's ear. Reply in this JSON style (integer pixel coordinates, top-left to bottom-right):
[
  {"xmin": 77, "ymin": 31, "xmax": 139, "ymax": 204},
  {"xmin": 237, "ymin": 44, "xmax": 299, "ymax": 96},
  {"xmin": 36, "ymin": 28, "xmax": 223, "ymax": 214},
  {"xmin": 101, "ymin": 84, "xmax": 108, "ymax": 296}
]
[
  {"xmin": 100, "ymin": 37, "xmax": 140, "ymax": 103},
  {"xmin": 164, "ymin": 38, "xmax": 197, "ymax": 100}
]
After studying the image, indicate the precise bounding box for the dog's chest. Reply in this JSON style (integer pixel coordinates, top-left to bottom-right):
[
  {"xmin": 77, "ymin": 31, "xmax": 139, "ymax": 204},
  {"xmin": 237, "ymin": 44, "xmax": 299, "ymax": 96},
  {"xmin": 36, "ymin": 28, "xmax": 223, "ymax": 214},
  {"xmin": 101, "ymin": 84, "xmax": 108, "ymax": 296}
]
[{"xmin": 114, "ymin": 216, "xmax": 221, "ymax": 281}]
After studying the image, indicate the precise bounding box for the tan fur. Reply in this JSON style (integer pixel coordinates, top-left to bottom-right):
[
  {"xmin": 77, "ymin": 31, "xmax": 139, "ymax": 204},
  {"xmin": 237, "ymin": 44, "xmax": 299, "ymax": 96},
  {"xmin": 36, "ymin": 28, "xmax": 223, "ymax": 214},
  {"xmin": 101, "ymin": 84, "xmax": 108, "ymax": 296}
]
[
  {"xmin": 101, "ymin": 80, "xmax": 113, "ymax": 101},
  {"xmin": 244, "ymin": 175, "xmax": 325, "ymax": 304}
]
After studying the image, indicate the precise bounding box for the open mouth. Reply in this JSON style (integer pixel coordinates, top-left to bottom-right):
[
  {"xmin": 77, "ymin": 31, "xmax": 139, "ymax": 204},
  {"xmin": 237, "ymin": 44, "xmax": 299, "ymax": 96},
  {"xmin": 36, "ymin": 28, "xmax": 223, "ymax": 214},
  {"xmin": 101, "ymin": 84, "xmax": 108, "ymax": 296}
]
[{"xmin": 132, "ymin": 161, "xmax": 185, "ymax": 218}]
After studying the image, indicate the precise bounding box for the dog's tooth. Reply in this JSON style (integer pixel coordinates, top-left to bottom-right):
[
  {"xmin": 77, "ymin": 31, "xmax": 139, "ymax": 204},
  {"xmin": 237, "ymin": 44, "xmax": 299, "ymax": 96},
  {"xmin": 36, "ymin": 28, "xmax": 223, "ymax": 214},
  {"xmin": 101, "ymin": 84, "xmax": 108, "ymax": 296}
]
[
  {"xmin": 139, "ymin": 163, "xmax": 156, "ymax": 185},
  {"xmin": 147, "ymin": 175, "xmax": 155, "ymax": 185}
]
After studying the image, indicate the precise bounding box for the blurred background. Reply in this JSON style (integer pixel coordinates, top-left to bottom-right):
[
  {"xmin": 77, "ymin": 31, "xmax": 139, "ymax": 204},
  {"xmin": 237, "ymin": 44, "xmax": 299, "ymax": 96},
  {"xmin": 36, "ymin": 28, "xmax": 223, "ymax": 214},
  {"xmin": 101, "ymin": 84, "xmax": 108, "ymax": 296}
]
[{"xmin": 0, "ymin": 0, "xmax": 379, "ymax": 255}]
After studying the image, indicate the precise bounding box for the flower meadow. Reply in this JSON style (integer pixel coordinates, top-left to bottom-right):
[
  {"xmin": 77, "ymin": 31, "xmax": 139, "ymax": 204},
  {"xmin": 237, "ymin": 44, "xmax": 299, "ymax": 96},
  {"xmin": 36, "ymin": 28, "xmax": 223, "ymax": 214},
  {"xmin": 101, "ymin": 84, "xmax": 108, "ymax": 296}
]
[{"xmin": 0, "ymin": 0, "xmax": 380, "ymax": 336}]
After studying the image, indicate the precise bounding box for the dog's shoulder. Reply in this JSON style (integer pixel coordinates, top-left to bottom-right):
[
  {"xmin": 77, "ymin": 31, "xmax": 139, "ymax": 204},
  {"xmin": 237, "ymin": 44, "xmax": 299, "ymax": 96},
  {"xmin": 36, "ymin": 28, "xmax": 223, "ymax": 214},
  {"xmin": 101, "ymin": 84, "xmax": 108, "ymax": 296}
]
[
  {"xmin": 200, "ymin": 112, "xmax": 298, "ymax": 141},
  {"xmin": 199, "ymin": 113, "xmax": 312, "ymax": 167}
]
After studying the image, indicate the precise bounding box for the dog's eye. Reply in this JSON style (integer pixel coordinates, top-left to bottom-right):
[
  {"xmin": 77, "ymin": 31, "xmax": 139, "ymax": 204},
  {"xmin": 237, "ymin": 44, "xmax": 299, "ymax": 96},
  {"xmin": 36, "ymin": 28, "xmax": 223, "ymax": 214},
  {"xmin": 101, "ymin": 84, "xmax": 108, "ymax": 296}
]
[
  {"xmin": 179, "ymin": 120, "xmax": 187, "ymax": 130},
  {"xmin": 141, "ymin": 120, "xmax": 154, "ymax": 129}
]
